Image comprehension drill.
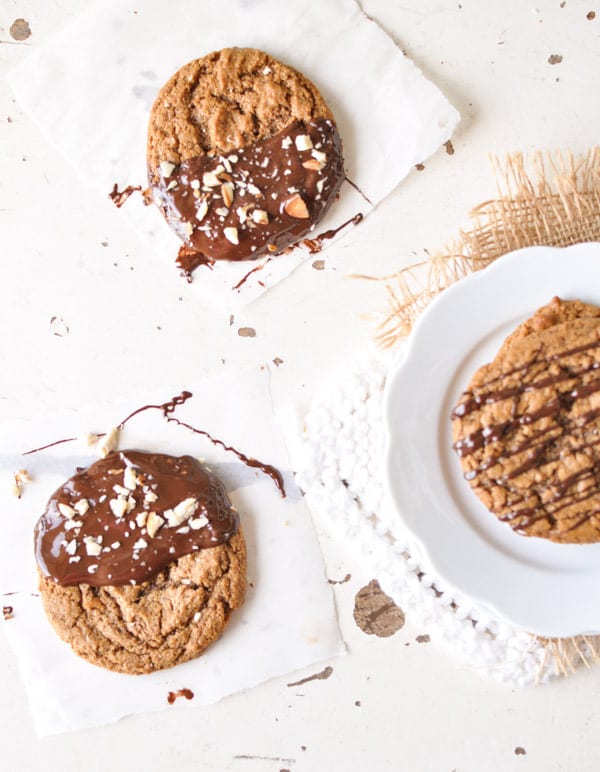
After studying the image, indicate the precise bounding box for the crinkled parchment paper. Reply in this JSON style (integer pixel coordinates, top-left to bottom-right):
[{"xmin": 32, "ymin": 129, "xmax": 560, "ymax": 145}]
[
  {"xmin": 0, "ymin": 367, "xmax": 344, "ymax": 736},
  {"xmin": 8, "ymin": 0, "xmax": 458, "ymax": 306}
]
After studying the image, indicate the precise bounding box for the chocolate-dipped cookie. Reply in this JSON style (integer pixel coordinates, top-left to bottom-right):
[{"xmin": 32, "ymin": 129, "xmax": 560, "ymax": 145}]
[
  {"xmin": 147, "ymin": 48, "xmax": 344, "ymax": 271},
  {"xmin": 35, "ymin": 451, "xmax": 246, "ymax": 674}
]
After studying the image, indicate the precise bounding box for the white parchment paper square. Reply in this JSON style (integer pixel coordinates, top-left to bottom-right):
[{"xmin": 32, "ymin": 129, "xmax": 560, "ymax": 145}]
[
  {"xmin": 8, "ymin": 0, "xmax": 458, "ymax": 305},
  {"xmin": 0, "ymin": 367, "xmax": 344, "ymax": 736}
]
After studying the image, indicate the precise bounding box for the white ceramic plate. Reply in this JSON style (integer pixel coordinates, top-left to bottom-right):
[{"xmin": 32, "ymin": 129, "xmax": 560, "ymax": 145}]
[{"xmin": 383, "ymin": 243, "xmax": 600, "ymax": 637}]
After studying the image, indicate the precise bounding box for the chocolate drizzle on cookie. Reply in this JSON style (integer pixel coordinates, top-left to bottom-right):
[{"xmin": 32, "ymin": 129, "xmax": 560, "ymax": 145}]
[
  {"xmin": 451, "ymin": 317, "xmax": 600, "ymax": 540},
  {"xmin": 150, "ymin": 119, "xmax": 344, "ymax": 268},
  {"xmin": 35, "ymin": 451, "xmax": 240, "ymax": 587}
]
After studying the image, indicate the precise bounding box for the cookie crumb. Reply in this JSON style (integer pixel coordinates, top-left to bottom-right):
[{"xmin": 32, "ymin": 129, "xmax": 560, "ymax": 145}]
[
  {"xmin": 514, "ymin": 747, "xmax": 527, "ymax": 756},
  {"xmin": 272, "ymin": 357, "xmax": 284, "ymax": 367},
  {"xmin": 415, "ymin": 163, "xmax": 425, "ymax": 171},
  {"xmin": 12, "ymin": 469, "xmax": 32, "ymax": 499},
  {"xmin": 444, "ymin": 139, "xmax": 455, "ymax": 155},
  {"xmin": 548, "ymin": 54, "xmax": 563, "ymax": 65},
  {"xmin": 587, "ymin": 10, "xmax": 596, "ymax": 20},
  {"xmin": 416, "ymin": 634, "xmax": 431, "ymax": 643},
  {"xmin": 167, "ymin": 687, "xmax": 194, "ymax": 704},
  {"xmin": 312, "ymin": 259, "xmax": 325, "ymax": 270},
  {"xmin": 238, "ymin": 327, "xmax": 256, "ymax": 338},
  {"xmin": 3, "ymin": 605, "xmax": 14, "ymax": 620}
]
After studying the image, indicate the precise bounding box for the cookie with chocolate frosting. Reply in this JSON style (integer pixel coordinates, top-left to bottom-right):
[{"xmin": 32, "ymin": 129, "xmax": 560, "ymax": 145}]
[
  {"xmin": 451, "ymin": 298, "xmax": 600, "ymax": 544},
  {"xmin": 35, "ymin": 451, "xmax": 246, "ymax": 674},
  {"xmin": 147, "ymin": 47, "xmax": 344, "ymax": 268}
]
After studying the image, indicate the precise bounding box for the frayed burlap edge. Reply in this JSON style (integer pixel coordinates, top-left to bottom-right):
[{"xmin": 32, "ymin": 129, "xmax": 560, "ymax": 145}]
[
  {"xmin": 375, "ymin": 148, "xmax": 600, "ymax": 348},
  {"xmin": 373, "ymin": 148, "xmax": 600, "ymax": 679}
]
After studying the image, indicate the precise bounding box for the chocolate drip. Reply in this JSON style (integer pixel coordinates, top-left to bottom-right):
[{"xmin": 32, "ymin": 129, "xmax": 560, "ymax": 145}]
[
  {"xmin": 176, "ymin": 245, "xmax": 214, "ymax": 282},
  {"xmin": 149, "ymin": 119, "xmax": 345, "ymax": 269},
  {"xmin": 34, "ymin": 451, "xmax": 239, "ymax": 587},
  {"xmin": 108, "ymin": 184, "xmax": 143, "ymax": 208},
  {"xmin": 232, "ymin": 260, "xmax": 269, "ymax": 291},
  {"xmin": 24, "ymin": 392, "xmax": 284, "ymax": 497},
  {"xmin": 119, "ymin": 391, "xmax": 285, "ymax": 497},
  {"xmin": 164, "ymin": 416, "xmax": 285, "ymax": 498},
  {"xmin": 301, "ymin": 213, "xmax": 363, "ymax": 254}
]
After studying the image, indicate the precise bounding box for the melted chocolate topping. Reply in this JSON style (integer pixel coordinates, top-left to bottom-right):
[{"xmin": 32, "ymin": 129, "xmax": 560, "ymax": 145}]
[
  {"xmin": 35, "ymin": 451, "xmax": 239, "ymax": 587},
  {"xmin": 150, "ymin": 119, "xmax": 344, "ymax": 266}
]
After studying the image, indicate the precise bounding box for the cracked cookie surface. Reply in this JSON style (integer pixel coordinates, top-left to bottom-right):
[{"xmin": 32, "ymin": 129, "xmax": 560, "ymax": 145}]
[
  {"xmin": 39, "ymin": 530, "xmax": 246, "ymax": 674},
  {"xmin": 147, "ymin": 47, "xmax": 333, "ymax": 173}
]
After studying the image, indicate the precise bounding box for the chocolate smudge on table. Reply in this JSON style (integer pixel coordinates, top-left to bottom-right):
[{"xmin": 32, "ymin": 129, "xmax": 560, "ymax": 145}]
[
  {"xmin": 353, "ymin": 579, "xmax": 405, "ymax": 637},
  {"xmin": 327, "ymin": 573, "xmax": 351, "ymax": 584},
  {"xmin": 167, "ymin": 688, "xmax": 194, "ymax": 705},
  {"xmin": 287, "ymin": 665, "xmax": 333, "ymax": 687},
  {"xmin": 9, "ymin": 19, "xmax": 31, "ymax": 41}
]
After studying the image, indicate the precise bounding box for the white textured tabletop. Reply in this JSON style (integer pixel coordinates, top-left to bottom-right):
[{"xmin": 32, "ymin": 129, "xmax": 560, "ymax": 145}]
[{"xmin": 2, "ymin": 1, "xmax": 600, "ymax": 770}]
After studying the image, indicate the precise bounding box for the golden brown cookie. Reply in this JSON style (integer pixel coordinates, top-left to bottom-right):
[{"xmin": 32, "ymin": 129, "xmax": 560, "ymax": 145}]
[
  {"xmin": 147, "ymin": 48, "xmax": 345, "ymax": 268},
  {"xmin": 451, "ymin": 301, "xmax": 600, "ymax": 544},
  {"xmin": 500, "ymin": 296, "xmax": 600, "ymax": 353},
  {"xmin": 38, "ymin": 533, "xmax": 246, "ymax": 674},
  {"xmin": 35, "ymin": 451, "xmax": 246, "ymax": 673}
]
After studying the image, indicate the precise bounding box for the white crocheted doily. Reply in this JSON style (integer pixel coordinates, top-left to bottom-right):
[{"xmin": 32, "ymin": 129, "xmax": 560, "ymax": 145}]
[{"xmin": 283, "ymin": 354, "xmax": 596, "ymax": 686}]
